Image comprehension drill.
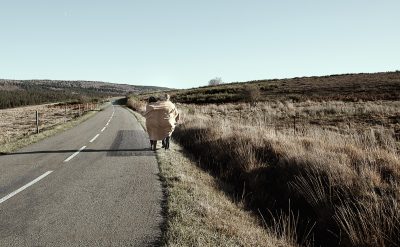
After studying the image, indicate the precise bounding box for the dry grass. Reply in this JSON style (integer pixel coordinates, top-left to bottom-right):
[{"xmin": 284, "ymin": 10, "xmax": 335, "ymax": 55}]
[
  {"xmin": 128, "ymin": 109, "xmax": 300, "ymax": 247},
  {"xmin": 170, "ymin": 100, "xmax": 400, "ymax": 247},
  {"xmin": 137, "ymin": 71, "xmax": 400, "ymax": 104},
  {"xmin": 0, "ymin": 102, "xmax": 103, "ymax": 153},
  {"xmin": 126, "ymin": 97, "xmax": 146, "ymax": 114}
]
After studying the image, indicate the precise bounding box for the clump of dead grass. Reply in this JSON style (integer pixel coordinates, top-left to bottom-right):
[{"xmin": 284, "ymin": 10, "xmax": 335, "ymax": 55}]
[
  {"xmin": 129, "ymin": 110, "xmax": 299, "ymax": 246},
  {"xmin": 172, "ymin": 101, "xmax": 400, "ymax": 247}
]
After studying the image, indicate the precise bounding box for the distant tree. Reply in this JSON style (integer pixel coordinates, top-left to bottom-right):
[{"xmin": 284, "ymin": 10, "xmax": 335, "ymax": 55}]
[{"xmin": 208, "ymin": 77, "xmax": 223, "ymax": 86}]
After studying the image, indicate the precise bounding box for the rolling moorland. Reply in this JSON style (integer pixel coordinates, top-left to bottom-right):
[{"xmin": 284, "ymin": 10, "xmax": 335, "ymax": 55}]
[
  {"xmin": 129, "ymin": 71, "xmax": 400, "ymax": 247},
  {"xmin": 0, "ymin": 79, "xmax": 169, "ymax": 109},
  {"xmin": 139, "ymin": 71, "xmax": 400, "ymax": 104}
]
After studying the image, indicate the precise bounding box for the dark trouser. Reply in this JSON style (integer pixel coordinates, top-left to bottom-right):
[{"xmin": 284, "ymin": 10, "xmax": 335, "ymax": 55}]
[
  {"xmin": 150, "ymin": 140, "xmax": 157, "ymax": 151},
  {"xmin": 150, "ymin": 137, "xmax": 170, "ymax": 151},
  {"xmin": 162, "ymin": 136, "xmax": 170, "ymax": 150}
]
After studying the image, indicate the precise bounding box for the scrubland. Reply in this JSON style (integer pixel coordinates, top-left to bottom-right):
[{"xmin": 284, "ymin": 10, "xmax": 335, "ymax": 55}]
[
  {"xmin": 130, "ymin": 96, "xmax": 400, "ymax": 246},
  {"xmin": 173, "ymin": 100, "xmax": 400, "ymax": 247},
  {"xmin": 140, "ymin": 71, "xmax": 400, "ymax": 104},
  {"xmin": 0, "ymin": 102, "xmax": 99, "ymax": 153},
  {"xmin": 130, "ymin": 109, "xmax": 300, "ymax": 247}
]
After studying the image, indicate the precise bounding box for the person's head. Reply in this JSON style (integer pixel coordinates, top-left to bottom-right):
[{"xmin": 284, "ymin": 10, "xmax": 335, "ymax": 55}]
[{"xmin": 148, "ymin": 96, "xmax": 157, "ymax": 103}]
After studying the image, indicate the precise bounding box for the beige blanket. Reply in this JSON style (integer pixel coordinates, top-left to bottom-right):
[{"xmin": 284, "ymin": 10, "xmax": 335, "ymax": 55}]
[{"xmin": 144, "ymin": 100, "xmax": 180, "ymax": 140}]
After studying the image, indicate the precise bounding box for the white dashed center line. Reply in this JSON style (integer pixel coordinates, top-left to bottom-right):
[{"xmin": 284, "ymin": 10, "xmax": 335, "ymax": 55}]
[
  {"xmin": 64, "ymin": 146, "xmax": 86, "ymax": 162},
  {"xmin": 89, "ymin": 134, "xmax": 100, "ymax": 143},
  {"xmin": 0, "ymin": 171, "xmax": 53, "ymax": 204},
  {"xmin": 0, "ymin": 108, "xmax": 117, "ymax": 204}
]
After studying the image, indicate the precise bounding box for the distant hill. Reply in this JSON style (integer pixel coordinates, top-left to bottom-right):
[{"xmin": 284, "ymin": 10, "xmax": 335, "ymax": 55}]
[
  {"xmin": 0, "ymin": 79, "xmax": 170, "ymax": 109},
  {"xmin": 142, "ymin": 71, "xmax": 400, "ymax": 104}
]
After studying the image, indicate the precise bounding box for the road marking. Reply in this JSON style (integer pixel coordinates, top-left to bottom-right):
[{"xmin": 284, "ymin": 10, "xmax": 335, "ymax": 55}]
[
  {"xmin": 101, "ymin": 127, "xmax": 106, "ymax": 132},
  {"xmin": 64, "ymin": 146, "xmax": 86, "ymax": 162},
  {"xmin": 89, "ymin": 134, "xmax": 100, "ymax": 143},
  {"xmin": 0, "ymin": 171, "xmax": 53, "ymax": 204}
]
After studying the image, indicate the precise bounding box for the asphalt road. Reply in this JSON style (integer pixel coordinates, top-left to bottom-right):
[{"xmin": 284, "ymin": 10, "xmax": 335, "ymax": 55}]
[{"xmin": 0, "ymin": 103, "xmax": 163, "ymax": 246}]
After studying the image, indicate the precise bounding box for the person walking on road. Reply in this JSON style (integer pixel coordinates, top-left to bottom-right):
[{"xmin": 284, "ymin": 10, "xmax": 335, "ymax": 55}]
[{"xmin": 144, "ymin": 94, "xmax": 179, "ymax": 151}]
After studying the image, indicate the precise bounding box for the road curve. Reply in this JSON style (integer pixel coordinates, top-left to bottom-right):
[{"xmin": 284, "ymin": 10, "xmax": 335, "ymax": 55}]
[{"xmin": 0, "ymin": 103, "xmax": 163, "ymax": 246}]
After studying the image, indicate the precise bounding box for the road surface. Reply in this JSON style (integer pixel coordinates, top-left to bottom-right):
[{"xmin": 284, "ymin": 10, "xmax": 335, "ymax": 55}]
[{"xmin": 0, "ymin": 103, "xmax": 163, "ymax": 246}]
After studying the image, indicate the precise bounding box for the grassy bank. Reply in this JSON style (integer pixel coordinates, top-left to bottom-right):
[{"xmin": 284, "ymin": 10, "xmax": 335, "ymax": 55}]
[
  {"xmin": 171, "ymin": 101, "xmax": 400, "ymax": 247},
  {"xmin": 128, "ymin": 108, "xmax": 298, "ymax": 246},
  {"xmin": 0, "ymin": 103, "xmax": 108, "ymax": 154}
]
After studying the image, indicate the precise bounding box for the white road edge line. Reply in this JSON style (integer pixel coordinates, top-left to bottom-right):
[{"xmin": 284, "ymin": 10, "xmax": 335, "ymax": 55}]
[
  {"xmin": 101, "ymin": 127, "xmax": 106, "ymax": 132},
  {"xmin": 64, "ymin": 146, "xmax": 86, "ymax": 162},
  {"xmin": 0, "ymin": 171, "xmax": 53, "ymax": 204},
  {"xmin": 89, "ymin": 134, "xmax": 100, "ymax": 143}
]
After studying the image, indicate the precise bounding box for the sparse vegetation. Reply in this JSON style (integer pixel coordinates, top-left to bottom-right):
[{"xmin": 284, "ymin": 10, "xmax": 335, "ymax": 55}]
[
  {"xmin": 0, "ymin": 102, "xmax": 106, "ymax": 153},
  {"xmin": 172, "ymin": 101, "xmax": 400, "ymax": 247},
  {"xmin": 0, "ymin": 79, "xmax": 170, "ymax": 109},
  {"xmin": 139, "ymin": 71, "xmax": 400, "ymax": 104},
  {"xmin": 129, "ymin": 72, "xmax": 400, "ymax": 246},
  {"xmin": 129, "ymin": 109, "xmax": 299, "ymax": 247}
]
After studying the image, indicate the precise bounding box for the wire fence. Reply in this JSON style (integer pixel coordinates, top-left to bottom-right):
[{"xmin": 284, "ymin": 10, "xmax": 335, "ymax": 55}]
[{"xmin": 0, "ymin": 103, "xmax": 100, "ymax": 145}]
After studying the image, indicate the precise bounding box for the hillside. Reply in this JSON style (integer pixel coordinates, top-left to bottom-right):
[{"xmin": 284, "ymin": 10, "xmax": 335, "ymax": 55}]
[
  {"xmin": 128, "ymin": 70, "xmax": 400, "ymax": 247},
  {"xmin": 140, "ymin": 71, "xmax": 400, "ymax": 104},
  {"xmin": 0, "ymin": 79, "xmax": 169, "ymax": 109}
]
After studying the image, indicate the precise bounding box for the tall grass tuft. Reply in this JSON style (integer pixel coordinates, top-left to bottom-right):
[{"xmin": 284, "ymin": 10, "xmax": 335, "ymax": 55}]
[{"xmin": 172, "ymin": 101, "xmax": 400, "ymax": 247}]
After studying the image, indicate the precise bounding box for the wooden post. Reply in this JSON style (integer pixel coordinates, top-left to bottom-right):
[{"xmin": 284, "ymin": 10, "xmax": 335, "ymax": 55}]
[
  {"xmin": 78, "ymin": 104, "xmax": 81, "ymax": 116},
  {"xmin": 36, "ymin": 110, "xmax": 39, "ymax": 134},
  {"xmin": 65, "ymin": 105, "xmax": 67, "ymax": 122},
  {"xmin": 293, "ymin": 114, "xmax": 297, "ymax": 135}
]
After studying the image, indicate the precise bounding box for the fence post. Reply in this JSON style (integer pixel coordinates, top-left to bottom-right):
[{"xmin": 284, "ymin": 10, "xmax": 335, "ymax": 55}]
[
  {"xmin": 78, "ymin": 104, "xmax": 81, "ymax": 116},
  {"xmin": 293, "ymin": 114, "xmax": 297, "ymax": 135},
  {"xmin": 36, "ymin": 110, "xmax": 39, "ymax": 134}
]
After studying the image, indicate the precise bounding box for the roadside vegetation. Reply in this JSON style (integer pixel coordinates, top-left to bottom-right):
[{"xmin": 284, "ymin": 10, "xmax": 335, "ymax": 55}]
[
  {"xmin": 173, "ymin": 101, "xmax": 400, "ymax": 247},
  {"xmin": 0, "ymin": 101, "xmax": 108, "ymax": 154},
  {"xmin": 0, "ymin": 79, "xmax": 170, "ymax": 109},
  {"xmin": 129, "ymin": 109, "xmax": 299, "ymax": 247},
  {"xmin": 128, "ymin": 71, "xmax": 400, "ymax": 247}
]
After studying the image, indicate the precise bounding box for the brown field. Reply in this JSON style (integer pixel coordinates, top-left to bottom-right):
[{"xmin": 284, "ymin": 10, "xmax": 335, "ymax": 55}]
[
  {"xmin": 138, "ymin": 71, "xmax": 400, "ymax": 104},
  {"xmin": 127, "ymin": 95, "xmax": 400, "ymax": 247},
  {"xmin": 168, "ymin": 100, "xmax": 400, "ymax": 247},
  {"xmin": 0, "ymin": 103, "xmax": 99, "ymax": 146}
]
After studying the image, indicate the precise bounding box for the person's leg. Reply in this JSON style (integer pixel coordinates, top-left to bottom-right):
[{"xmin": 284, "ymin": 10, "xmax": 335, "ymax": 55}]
[
  {"xmin": 150, "ymin": 140, "xmax": 156, "ymax": 151},
  {"xmin": 161, "ymin": 138, "xmax": 166, "ymax": 148},
  {"xmin": 165, "ymin": 136, "xmax": 170, "ymax": 150},
  {"xmin": 152, "ymin": 140, "xmax": 157, "ymax": 151}
]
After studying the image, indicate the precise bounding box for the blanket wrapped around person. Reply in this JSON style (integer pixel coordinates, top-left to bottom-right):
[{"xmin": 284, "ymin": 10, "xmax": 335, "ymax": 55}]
[{"xmin": 144, "ymin": 98, "xmax": 179, "ymax": 149}]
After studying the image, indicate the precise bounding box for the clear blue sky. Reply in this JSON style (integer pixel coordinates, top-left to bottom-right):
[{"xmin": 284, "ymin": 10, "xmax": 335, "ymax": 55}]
[{"xmin": 1, "ymin": 1, "xmax": 399, "ymax": 89}]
